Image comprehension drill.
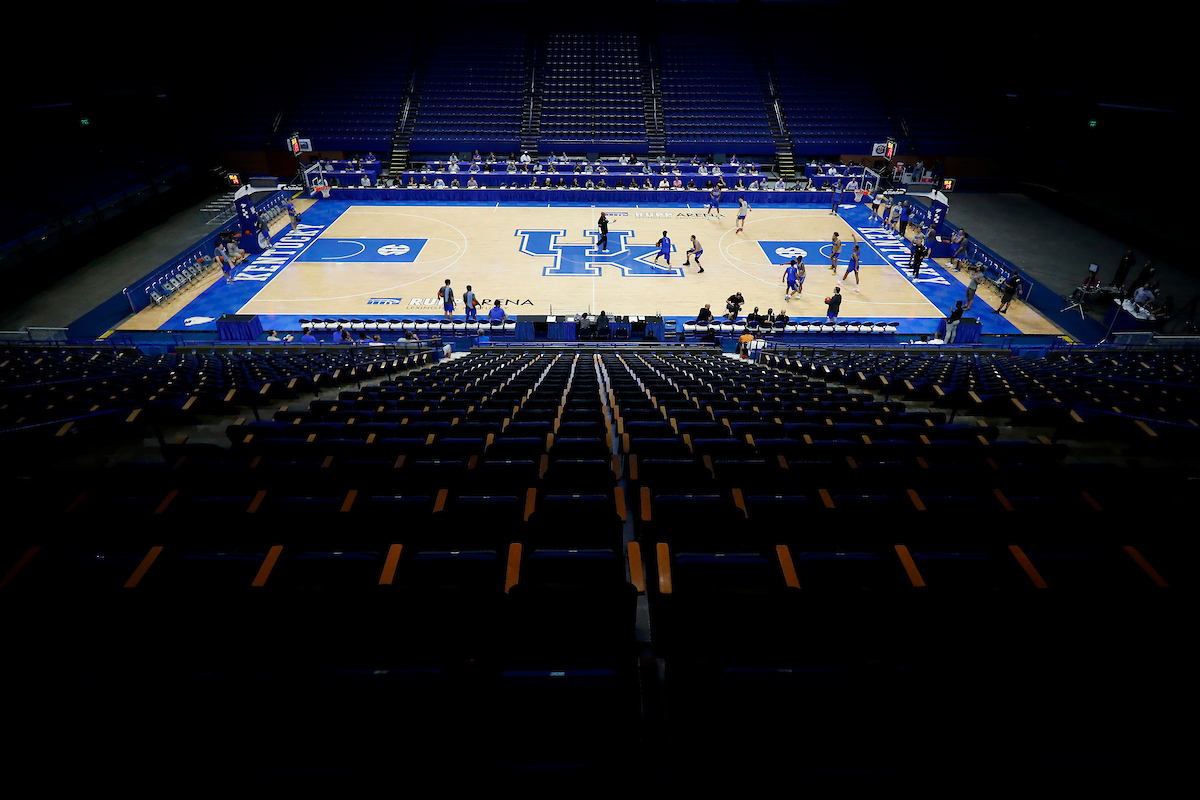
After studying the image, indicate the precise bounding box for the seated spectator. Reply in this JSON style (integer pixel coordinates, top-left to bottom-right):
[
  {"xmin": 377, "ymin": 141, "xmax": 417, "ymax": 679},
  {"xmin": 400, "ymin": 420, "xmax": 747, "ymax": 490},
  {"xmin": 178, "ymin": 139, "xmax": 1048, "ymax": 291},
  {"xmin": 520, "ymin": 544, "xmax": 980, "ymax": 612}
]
[
  {"xmin": 543, "ymin": 177, "xmax": 553, "ymax": 188},
  {"xmin": 574, "ymin": 162, "xmax": 582, "ymax": 173},
  {"xmin": 686, "ymin": 178, "xmax": 696, "ymax": 189},
  {"xmin": 698, "ymin": 164, "xmax": 708, "ymax": 175},
  {"xmin": 748, "ymin": 179, "xmax": 760, "ymax": 191},
  {"xmin": 507, "ymin": 159, "xmax": 517, "ymax": 172},
  {"xmin": 738, "ymin": 330, "xmax": 754, "ymax": 357},
  {"xmin": 265, "ymin": 330, "xmax": 293, "ymax": 342},
  {"xmin": 616, "ymin": 178, "xmax": 625, "ymax": 189},
  {"xmin": 642, "ymin": 162, "xmax": 652, "ymax": 174},
  {"xmin": 547, "ymin": 162, "xmax": 557, "ymax": 174},
  {"xmin": 338, "ymin": 329, "xmax": 354, "ymax": 345},
  {"xmin": 821, "ymin": 179, "xmax": 831, "ymax": 190},
  {"xmin": 534, "ymin": 161, "xmax": 544, "ymax": 173},
  {"xmin": 520, "ymin": 150, "xmax": 531, "ymax": 164},
  {"xmin": 1133, "ymin": 284, "xmax": 1156, "ymax": 306},
  {"xmin": 556, "ymin": 177, "xmax": 567, "ymax": 189},
  {"xmin": 433, "ymin": 177, "xmax": 446, "ymax": 189},
  {"xmin": 673, "ymin": 177, "xmax": 683, "ymax": 189},
  {"xmin": 298, "ymin": 328, "xmax": 318, "ymax": 343},
  {"xmin": 737, "ymin": 164, "xmax": 747, "ymax": 175},
  {"xmin": 572, "ymin": 177, "xmax": 581, "ymax": 189},
  {"xmin": 697, "ymin": 304, "xmax": 713, "ymax": 323},
  {"xmin": 472, "ymin": 150, "xmax": 481, "ymax": 162},
  {"xmin": 643, "ymin": 178, "xmax": 654, "ymax": 190},
  {"xmin": 734, "ymin": 178, "xmax": 746, "ymax": 190},
  {"xmin": 408, "ymin": 176, "xmax": 418, "ymax": 188},
  {"xmin": 488, "ymin": 300, "xmax": 507, "ymax": 321},
  {"xmin": 467, "ymin": 176, "xmax": 478, "ymax": 188},
  {"xmin": 597, "ymin": 164, "xmax": 608, "ymax": 174},
  {"xmin": 420, "ymin": 175, "xmax": 432, "ymax": 187},
  {"xmin": 469, "ymin": 161, "xmax": 480, "ymax": 173},
  {"xmin": 450, "ymin": 178, "xmax": 460, "ymax": 188},
  {"xmin": 360, "ymin": 174, "xmax": 372, "ymax": 187},
  {"xmin": 598, "ymin": 178, "xmax": 608, "ymax": 189},
  {"xmin": 449, "ymin": 153, "xmax": 459, "ymax": 164},
  {"xmin": 716, "ymin": 177, "xmax": 726, "ymax": 189},
  {"xmin": 672, "ymin": 164, "xmax": 681, "ymax": 175},
  {"xmin": 749, "ymin": 163, "xmax": 759, "ymax": 175},
  {"xmin": 659, "ymin": 177, "xmax": 670, "ymax": 189},
  {"xmin": 713, "ymin": 165, "xmax": 723, "ymax": 175},
  {"xmin": 845, "ymin": 177, "xmax": 859, "ymax": 192},
  {"xmin": 585, "ymin": 177, "xmax": 596, "ymax": 189},
  {"xmin": 618, "ymin": 154, "xmax": 629, "ymax": 165},
  {"xmin": 703, "ymin": 179, "xmax": 713, "ymax": 189},
  {"xmin": 530, "ymin": 176, "xmax": 540, "ymax": 188},
  {"xmin": 448, "ymin": 162, "xmax": 460, "ymax": 173},
  {"xmin": 690, "ymin": 155, "xmax": 701, "ymax": 165},
  {"xmin": 487, "ymin": 152, "xmax": 497, "ymax": 163},
  {"xmin": 729, "ymin": 154, "xmax": 740, "ymax": 166}
]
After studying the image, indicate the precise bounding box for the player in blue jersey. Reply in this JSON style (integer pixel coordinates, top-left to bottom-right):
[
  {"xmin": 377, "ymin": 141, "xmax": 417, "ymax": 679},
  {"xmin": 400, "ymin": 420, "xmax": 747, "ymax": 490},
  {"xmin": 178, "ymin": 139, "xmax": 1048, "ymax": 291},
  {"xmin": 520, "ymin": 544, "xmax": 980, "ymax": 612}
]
[
  {"xmin": 683, "ymin": 235, "xmax": 704, "ymax": 273},
  {"xmin": 706, "ymin": 186, "xmax": 722, "ymax": 217},
  {"xmin": 837, "ymin": 234, "xmax": 861, "ymax": 292},
  {"xmin": 653, "ymin": 231, "xmax": 672, "ymax": 268},
  {"xmin": 782, "ymin": 259, "xmax": 800, "ymax": 302}
]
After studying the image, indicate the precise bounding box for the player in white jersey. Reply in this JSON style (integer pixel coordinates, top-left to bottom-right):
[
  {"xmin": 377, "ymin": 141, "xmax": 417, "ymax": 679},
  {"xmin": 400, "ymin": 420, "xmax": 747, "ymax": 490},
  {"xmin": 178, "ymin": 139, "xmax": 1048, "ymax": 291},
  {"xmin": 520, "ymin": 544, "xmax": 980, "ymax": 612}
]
[{"xmin": 735, "ymin": 197, "xmax": 751, "ymax": 233}]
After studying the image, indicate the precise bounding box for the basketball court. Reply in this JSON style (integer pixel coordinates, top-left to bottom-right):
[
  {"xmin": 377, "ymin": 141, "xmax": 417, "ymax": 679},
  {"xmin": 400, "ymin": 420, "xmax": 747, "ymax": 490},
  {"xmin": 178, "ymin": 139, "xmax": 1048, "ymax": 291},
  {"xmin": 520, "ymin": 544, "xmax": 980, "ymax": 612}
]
[{"xmin": 120, "ymin": 197, "xmax": 1066, "ymax": 337}]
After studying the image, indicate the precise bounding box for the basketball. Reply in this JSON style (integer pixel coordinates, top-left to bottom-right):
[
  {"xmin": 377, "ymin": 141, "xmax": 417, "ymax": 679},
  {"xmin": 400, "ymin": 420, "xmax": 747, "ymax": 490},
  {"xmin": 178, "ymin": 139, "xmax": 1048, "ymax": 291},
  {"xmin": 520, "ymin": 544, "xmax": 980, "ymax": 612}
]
[{"xmin": 824, "ymin": 297, "xmax": 831, "ymax": 303}]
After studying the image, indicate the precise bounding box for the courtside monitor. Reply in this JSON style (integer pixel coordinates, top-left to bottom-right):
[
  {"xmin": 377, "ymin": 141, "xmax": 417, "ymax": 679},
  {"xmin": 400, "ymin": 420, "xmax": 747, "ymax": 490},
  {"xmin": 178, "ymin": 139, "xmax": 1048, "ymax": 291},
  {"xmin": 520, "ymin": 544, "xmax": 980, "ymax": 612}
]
[{"xmin": 941, "ymin": 177, "xmax": 956, "ymax": 192}]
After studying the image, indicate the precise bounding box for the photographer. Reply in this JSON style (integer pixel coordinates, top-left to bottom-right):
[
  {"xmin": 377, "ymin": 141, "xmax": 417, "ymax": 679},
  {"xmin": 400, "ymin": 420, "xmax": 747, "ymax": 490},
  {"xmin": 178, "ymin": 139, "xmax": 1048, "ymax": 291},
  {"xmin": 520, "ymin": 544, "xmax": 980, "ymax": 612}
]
[{"xmin": 725, "ymin": 291, "xmax": 745, "ymax": 321}]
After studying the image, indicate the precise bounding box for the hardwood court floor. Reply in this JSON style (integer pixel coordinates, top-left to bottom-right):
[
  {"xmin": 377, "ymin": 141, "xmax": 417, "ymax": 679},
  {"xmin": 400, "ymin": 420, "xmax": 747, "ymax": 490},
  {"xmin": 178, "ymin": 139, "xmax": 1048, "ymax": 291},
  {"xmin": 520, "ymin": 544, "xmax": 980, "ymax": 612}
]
[{"xmin": 121, "ymin": 200, "xmax": 1066, "ymax": 335}]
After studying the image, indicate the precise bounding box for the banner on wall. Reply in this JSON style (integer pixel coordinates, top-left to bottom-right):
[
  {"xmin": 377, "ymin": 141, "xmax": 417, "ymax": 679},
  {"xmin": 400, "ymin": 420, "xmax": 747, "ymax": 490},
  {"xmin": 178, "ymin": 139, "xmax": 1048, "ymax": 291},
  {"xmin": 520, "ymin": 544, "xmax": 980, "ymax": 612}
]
[{"xmin": 233, "ymin": 187, "xmax": 266, "ymax": 254}]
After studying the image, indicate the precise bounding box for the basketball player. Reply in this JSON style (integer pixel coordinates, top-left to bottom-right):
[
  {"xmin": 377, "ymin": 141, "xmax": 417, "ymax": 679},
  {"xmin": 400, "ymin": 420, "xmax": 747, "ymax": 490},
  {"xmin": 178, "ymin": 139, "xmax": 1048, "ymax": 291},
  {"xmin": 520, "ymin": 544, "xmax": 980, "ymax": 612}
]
[
  {"xmin": 783, "ymin": 259, "xmax": 803, "ymax": 302},
  {"xmin": 683, "ymin": 236, "xmax": 704, "ymax": 273},
  {"xmin": 706, "ymin": 185, "xmax": 722, "ymax": 217},
  {"xmin": 653, "ymin": 231, "xmax": 672, "ymax": 268},
  {"xmin": 838, "ymin": 234, "xmax": 861, "ymax": 292},
  {"xmin": 437, "ymin": 279, "xmax": 455, "ymax": 320},
  {"xmin": 464, "ymin": 285, "xmax": 479, "ymax": 321},
  {"xmin": 735, "ymin": 197, "xmax": 750, "ymax": 233},
  {"xmin": 830, "ymin": 179, "xmax": 841, "ymax": 216},
  {"xmin": 597, "ymin": 212, "xmax": 609, "ymax": 251},
  {"xmin": 830, "ymin": 231, "xmax": 842, "ymax": 272},
  {"xmin": 869, "ymin": 189, "xmax": 884, "ymax": 223},
  {"xmin": 286, "ymin": 200, "xmax": 298, "ymax": 231}
]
